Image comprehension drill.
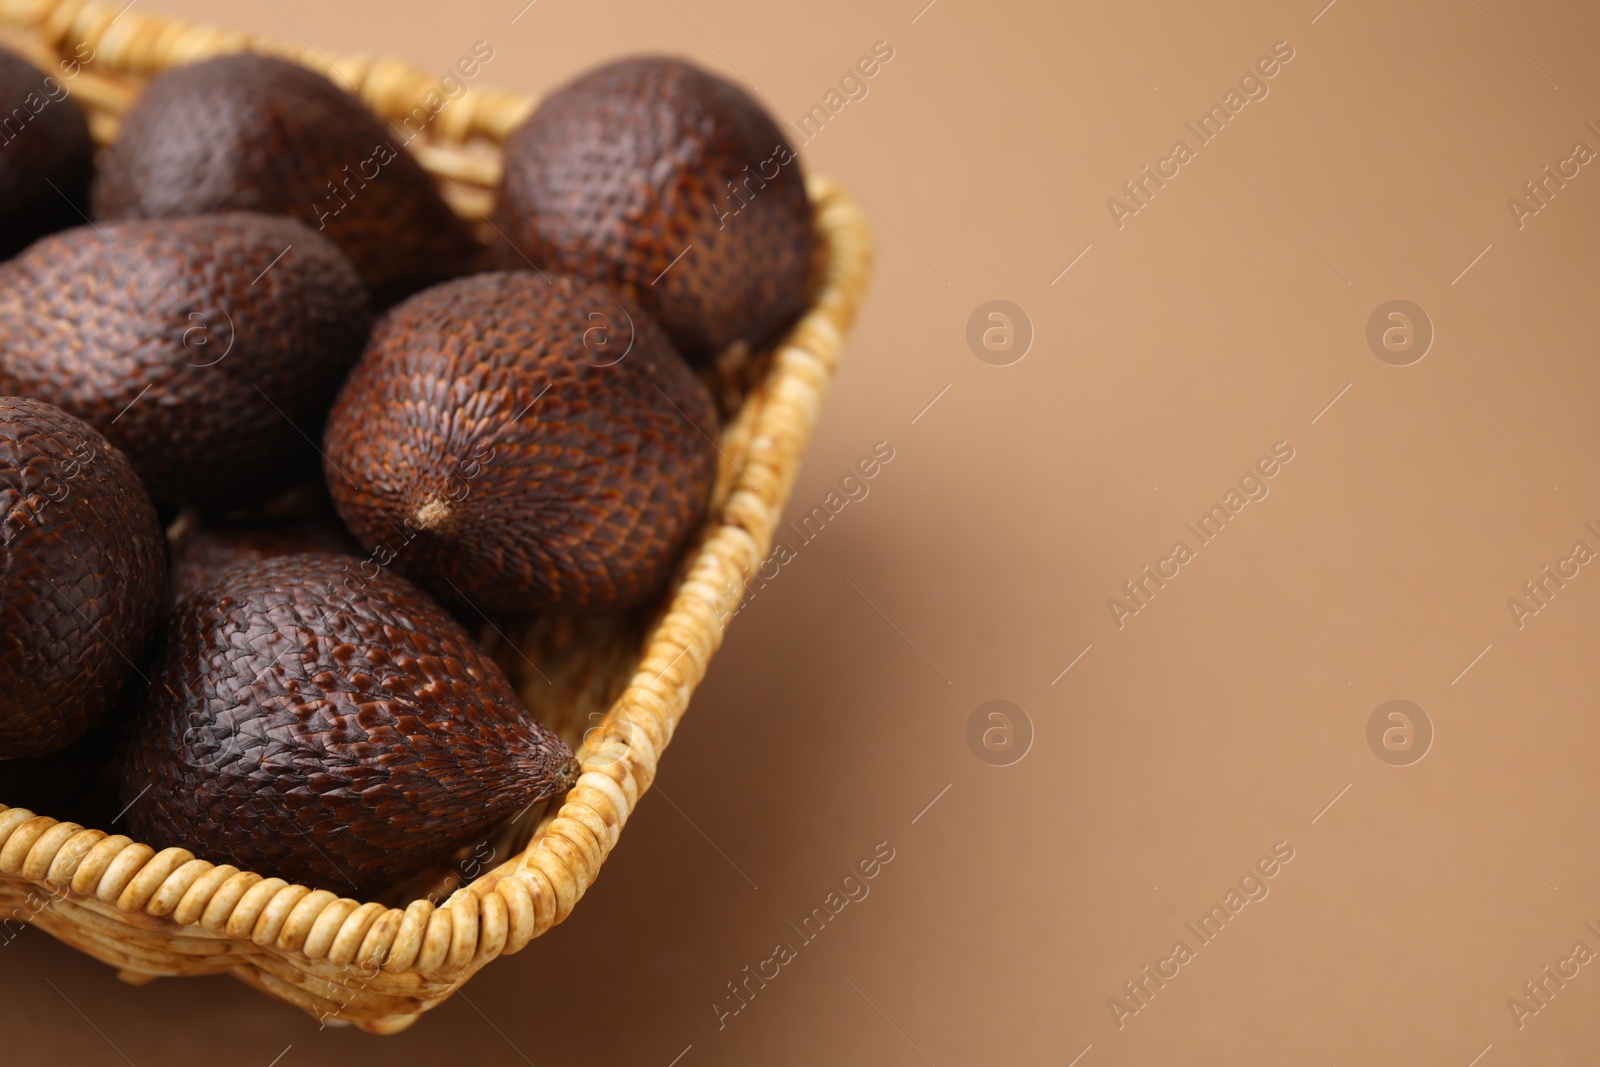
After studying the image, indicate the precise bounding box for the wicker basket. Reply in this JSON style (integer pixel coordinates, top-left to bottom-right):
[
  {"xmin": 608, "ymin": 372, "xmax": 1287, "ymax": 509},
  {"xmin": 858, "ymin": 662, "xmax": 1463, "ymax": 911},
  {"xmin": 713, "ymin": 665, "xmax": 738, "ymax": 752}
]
[{"xmin": 0, "ymin": 0, "xmax": 871, "ymax": 1034}]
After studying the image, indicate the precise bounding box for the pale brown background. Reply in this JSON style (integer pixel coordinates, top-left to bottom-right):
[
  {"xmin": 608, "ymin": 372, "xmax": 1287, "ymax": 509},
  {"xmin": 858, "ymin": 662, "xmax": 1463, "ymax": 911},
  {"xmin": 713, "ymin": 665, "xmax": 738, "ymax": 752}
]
[{"xmin": 7, "ymin": 0, "xmax": 1600, "ymax": 1063}]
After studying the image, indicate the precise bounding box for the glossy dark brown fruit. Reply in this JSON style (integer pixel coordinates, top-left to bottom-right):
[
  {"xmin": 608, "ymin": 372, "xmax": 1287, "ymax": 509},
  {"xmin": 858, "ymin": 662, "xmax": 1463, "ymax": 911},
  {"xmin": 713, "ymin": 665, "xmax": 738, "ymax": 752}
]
[
  {"xmin": 0, "ymin": 49, "xmax": 94, "ymax": 261},
  {"xmin": 494, "ymin": 56, "xmax": 814, "ymax": 362},
  {"xmin": 322, "ymin": 271, "xmax": 718, "ymax": 613},
  {"xmin": 0, "ymin": 397, "xmax": 165, "ymax": 758},
  {"xmin": 0, "ymin": 213, "xmax": 370, "ymax": 510},
  {"xmin": 166, "ymin": 484, "xmax": 361, "ymax": 605},
  {"xmin": 118, "ymin": 553, "xmax": 579, "ymax": 895},
  {"xmin": 92, "ymin": 53, "xmax": 479, "ymax": 305}
]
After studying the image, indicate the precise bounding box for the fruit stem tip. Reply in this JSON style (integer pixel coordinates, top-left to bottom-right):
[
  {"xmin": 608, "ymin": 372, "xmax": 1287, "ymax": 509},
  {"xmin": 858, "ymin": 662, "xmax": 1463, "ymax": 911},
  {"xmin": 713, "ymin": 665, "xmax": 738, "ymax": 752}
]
[
  {"xmin": 557, "ymin": 757, "xmax": 581, "ymax": 791},
  {"xmin": 411, "ymin": 497, "xmax": 452, "ymax": 534}
]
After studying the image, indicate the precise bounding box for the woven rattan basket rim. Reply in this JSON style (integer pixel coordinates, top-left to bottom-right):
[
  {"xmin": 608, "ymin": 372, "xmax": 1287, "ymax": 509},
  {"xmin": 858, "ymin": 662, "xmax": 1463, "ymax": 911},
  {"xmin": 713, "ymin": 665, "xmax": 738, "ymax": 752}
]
[{"xmin": 0, "ymin": 0, "xmax": 873, "ymax": 1033}]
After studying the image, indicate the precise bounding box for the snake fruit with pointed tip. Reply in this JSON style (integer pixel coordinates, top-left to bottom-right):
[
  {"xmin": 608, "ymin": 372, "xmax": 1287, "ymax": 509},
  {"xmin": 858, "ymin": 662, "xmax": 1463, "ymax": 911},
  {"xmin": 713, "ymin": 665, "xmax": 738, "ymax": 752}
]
[
  {"xmin": 117, "ymin": 553, "xmax": 579, "ymax": 895},
  {"xmin": 322, "ymin": 270, "xmax": 719, "ymax": 613}
]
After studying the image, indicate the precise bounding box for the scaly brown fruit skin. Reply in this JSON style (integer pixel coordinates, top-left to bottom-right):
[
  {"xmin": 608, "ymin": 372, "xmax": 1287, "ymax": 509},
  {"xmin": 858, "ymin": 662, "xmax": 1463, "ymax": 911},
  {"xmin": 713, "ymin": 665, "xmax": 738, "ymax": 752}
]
[
  {"xmin": 0, "ymin": 49, "xmax": 94, "ymax": 261},
  {"xmin": 0, "ymin": 213, "xmax": 370, "ymax": 511},
  {"xmin": 493, "ymin": 56, "xmax": 814, "ymax": 362},
  {"xmin": 92, "ymin": 53, "xmax": 480, "ymax": 305},
  {"xmin": 322, "ymin": 271, "xmax": 719, "ymax": 614},
  {"xmin": 118, "ymin": 553, "xmax": 579, "ymax": 896},
  {"xmin": 0, "ymin": 397, "xmax": 165, "ymax": 758}
]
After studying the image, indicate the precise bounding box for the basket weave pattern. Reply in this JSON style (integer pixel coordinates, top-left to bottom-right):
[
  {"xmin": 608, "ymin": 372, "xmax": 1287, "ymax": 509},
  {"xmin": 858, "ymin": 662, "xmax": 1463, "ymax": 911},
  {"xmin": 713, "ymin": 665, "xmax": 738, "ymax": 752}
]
[{"xmin": 0, "ymin": 0, "xmax": 871, "ymax": 1033}]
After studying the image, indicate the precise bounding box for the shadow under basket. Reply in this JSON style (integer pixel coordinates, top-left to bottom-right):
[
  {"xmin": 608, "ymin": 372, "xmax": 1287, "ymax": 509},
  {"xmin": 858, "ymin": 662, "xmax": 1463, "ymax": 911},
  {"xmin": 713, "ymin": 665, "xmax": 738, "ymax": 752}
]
[{"xmin": 0, "ymin": 0, "xmax": 872, "ymax": 1034}]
